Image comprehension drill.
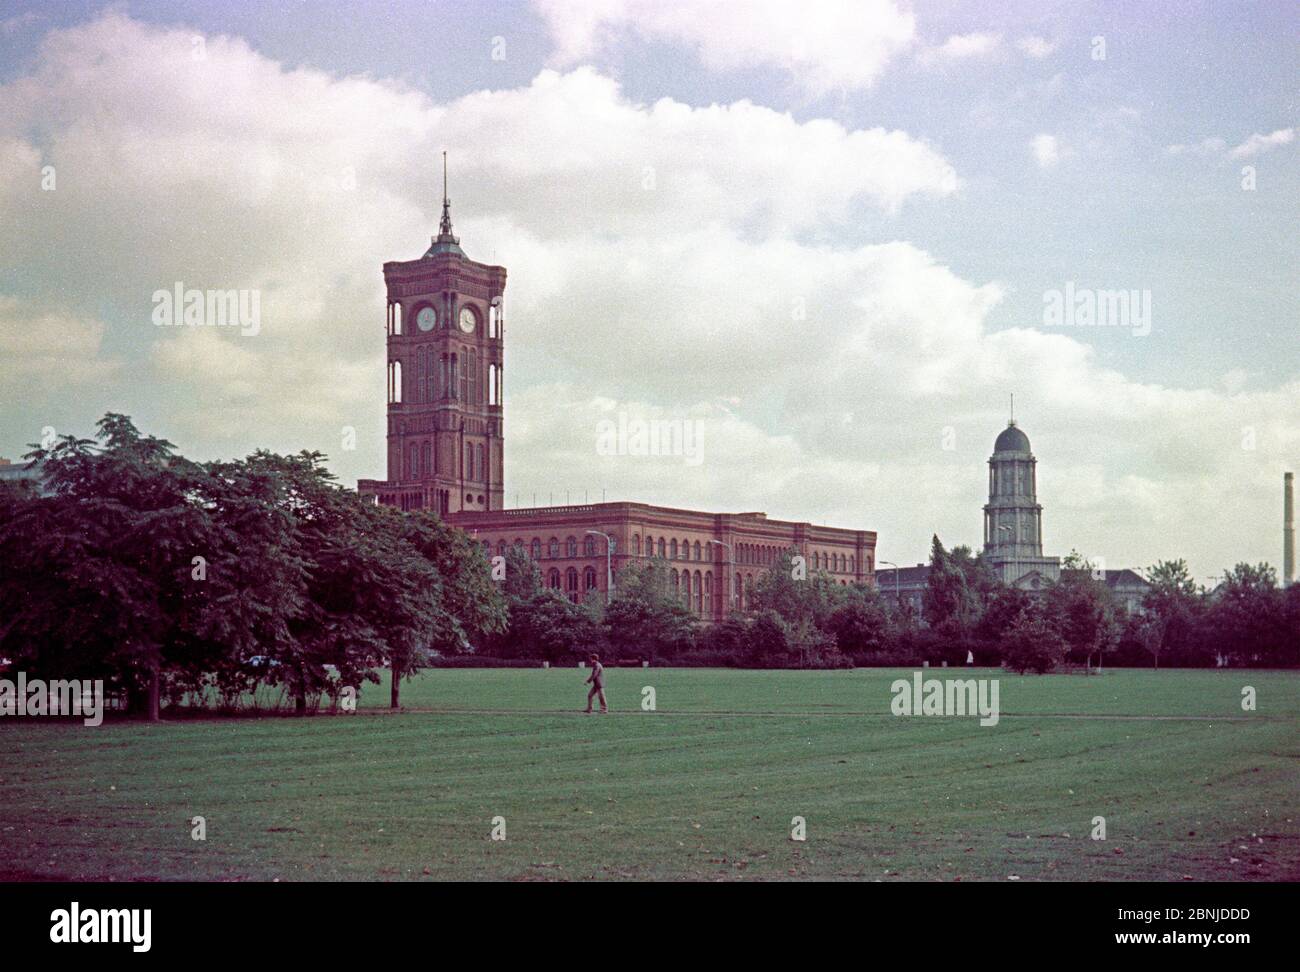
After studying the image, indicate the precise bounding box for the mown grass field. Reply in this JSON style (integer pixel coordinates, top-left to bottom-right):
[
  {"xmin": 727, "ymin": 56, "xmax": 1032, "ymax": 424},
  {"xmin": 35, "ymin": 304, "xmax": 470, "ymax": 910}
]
[{"xmin": 2, "ymin": 668, "xmax": 1297, "ymax": 881}]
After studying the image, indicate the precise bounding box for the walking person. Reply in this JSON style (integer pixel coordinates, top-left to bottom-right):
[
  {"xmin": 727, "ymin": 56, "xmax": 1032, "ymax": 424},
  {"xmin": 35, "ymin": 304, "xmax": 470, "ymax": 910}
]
[{"xmin": 584, "ymin": 653, "xmax": 608, "ymax": 713}]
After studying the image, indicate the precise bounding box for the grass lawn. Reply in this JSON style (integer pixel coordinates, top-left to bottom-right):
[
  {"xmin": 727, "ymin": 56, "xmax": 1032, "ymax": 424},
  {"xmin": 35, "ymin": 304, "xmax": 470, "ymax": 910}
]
[{"xmin": 2, "ymin": 667, "xmax": 1297, "ymax": 881}]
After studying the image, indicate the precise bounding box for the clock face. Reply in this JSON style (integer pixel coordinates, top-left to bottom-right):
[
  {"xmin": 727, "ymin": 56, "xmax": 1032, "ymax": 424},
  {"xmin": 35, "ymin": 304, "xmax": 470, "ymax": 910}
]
[
  {"xmin": 416, "ymin": 307, "xmax": 436, "ymax": 332},
  {"xmin": 458, "ymin": 306, "xmax": 477, "ymax": 333}
]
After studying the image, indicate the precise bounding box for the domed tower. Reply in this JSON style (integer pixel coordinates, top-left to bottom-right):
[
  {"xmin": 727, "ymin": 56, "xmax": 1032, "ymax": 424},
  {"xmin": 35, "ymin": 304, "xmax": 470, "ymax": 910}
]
[{"xmin": 983, "ymin": 415, "xmax": 1059, "ymax": 588}]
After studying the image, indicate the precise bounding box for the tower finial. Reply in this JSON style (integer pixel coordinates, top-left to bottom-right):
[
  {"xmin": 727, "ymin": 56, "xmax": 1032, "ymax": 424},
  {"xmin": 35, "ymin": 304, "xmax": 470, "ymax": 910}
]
[
  {"xmin": 438, "ymin": 150, "xmax": 456, "ymax": 240},
  {"xmin": 1009, "ymin": 392, "xmax": 1016, "ymax": 426}
]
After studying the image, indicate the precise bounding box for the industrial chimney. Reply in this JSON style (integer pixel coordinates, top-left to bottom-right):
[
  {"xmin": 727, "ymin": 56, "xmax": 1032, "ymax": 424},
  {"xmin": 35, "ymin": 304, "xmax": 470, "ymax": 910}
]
[{"xmin": 1286, "ymin": 472, "xmax": 1295, "ymax": 586}]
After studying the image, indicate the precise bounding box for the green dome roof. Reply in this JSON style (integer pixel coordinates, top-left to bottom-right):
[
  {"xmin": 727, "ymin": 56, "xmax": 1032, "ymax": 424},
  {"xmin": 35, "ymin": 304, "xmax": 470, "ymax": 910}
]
[{"xmin": 994, "ymin": 422, "xmax": 1031, "ymax": 453}]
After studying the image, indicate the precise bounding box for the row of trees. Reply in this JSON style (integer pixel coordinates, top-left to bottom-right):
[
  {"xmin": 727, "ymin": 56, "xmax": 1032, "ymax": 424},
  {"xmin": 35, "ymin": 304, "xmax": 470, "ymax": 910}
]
[
  {"xmin": 917, "ymin": 537, "xmax": 1299, "ymax": 672},
  {"xmin": 489, "ymin": 535, "xmax": 1300, "ymax": 673},
  {"xmin": 3, "ymin": 416, "xmax": 1296, "ymax": 721},
  {"xmin": 0, "ymin": 415, "xmax": 504, "ymax": 719}
]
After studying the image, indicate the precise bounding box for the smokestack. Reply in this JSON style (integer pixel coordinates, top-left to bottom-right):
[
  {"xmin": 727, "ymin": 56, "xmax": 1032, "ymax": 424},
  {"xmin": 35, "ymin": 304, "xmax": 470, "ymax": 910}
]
[{"xmin": 1286, "ymin": 472, "xmax": 1295, "ymax": 587}]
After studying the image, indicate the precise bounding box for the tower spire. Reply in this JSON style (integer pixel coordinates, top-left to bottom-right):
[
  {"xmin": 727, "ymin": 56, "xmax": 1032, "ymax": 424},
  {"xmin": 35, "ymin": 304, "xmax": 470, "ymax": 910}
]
[
  {"xmin": 1009, "ymin": 392, "xmax": 1016, "ymax": 426},
  {"xmin": 425, "ymin": 150, "xmax": 463, "ymax": 257},
  {"xmin": 438, "ymin": 150, "xmax": 455, "ymax": 240}
]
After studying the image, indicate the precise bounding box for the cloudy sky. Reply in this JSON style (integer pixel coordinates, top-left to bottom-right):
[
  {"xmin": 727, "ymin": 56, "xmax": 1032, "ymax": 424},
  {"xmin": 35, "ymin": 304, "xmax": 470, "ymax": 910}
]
[{"xmin": 1, "ymin": 0, "xmax": 1296, "ymax": 581}]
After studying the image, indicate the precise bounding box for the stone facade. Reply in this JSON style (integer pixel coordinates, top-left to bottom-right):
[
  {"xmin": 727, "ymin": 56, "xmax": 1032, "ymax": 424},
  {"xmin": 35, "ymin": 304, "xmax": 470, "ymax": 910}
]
[
  {"xmin": 454, "ymin": 503, "xmax": 874, "ymax": 621},
  {"xmin": 982, "ymin": 420, "xmax": 1061, "ymax": 590}
]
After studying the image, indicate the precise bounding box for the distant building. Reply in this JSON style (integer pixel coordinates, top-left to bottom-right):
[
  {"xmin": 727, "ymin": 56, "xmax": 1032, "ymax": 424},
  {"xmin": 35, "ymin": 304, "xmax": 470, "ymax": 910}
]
[
  {"xmin": 882, "ymin": 421, "xmax": 1149, "ymax": 620},
  {"xmin": 1060, "ymin": 567, "xmax": 1150, "ymax": 616},
  {"xmin": 0, "ymin": 457, "xmax": 45, "ymax": 492},
  {"xmin": 982, "ymin": 420, "xmax": 1061, "ymax": 590}
]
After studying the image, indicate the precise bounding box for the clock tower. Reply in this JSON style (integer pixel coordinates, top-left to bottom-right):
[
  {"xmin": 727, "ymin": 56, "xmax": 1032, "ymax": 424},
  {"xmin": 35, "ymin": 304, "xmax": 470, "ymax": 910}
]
[{"xmin": 369, "ymin": 155, "xmax": 506, "ymax": 513}]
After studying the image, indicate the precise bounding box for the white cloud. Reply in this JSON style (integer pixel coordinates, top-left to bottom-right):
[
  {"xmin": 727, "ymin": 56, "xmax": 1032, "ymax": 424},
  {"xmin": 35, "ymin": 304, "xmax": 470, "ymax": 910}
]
[
  {"xmin": 0, "ymin": 11, "xmax": 1295, "ymax": 578},
  {"xmin": 1030, "ymin": 133, "xmax": 1064, "ymax": 167},
  {"xmin": 918, "ymin": 32, "xmax": 1003, "ymax": 66},
  {"xmin": 1016, "ymin": 35, "xmax": 1057, "ymax": 59},
  {"xmin": 534, "ymin": 0, "xmax": 916, "ymax": 94},
  {"xmin": 1167, "ymin": 128, "xmax": 1294, "ymax": 160},
  {"xmin": 0, "ymin": 295, "xmax": 121, "ymax": 396},
  {"xmin": 1228, "ymin": 127, "xmax": 1295, "ymax": 159}
]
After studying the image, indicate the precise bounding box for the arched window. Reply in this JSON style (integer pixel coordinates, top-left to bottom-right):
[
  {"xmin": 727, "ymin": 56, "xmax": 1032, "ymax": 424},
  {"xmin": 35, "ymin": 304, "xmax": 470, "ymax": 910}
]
[
  {"xmin": 497, "ymin": 541, "xmax": 506, "ymax": 558},
  {"xmin": 644, "ymin": 535, "xmax": 653, "ymax": 557},
  {"xmin": 670, "ymin": 539, "xmax": 678, "ymax": 559},
  {"xmin": 449, "ymin": 354, "xmax": 458, "ymax": 400},
  {"xmin": 583, "ymin": 535, "xmax": 596, "ymax": 557},
  {"xmin": 475, "ymin": 444, "xmax": 484, "ymax": 483},
  {"xmin": 548, "ymin": 569, "xmax": 561, "ymax": 589},
  {"xmin": 530, "ymin": 538, "xmax": 541, "ymax": 560},
  {"xmin": 489, "ymin": 298, "xmax": 501, "ymax": 339},
  {"xmin": 658, "ymin": 538, "xmax": 666, "ymax": 558},
  {"xmin": 460, "ymin": 346, "xmax": 469, "ymax": 401},
  {"xmin": 735, "ymin": 572, "xmax": 743, "ymax": 609},
  {"xmin": 565, "ymin": 568, "xmax": 578, "ymax": 602},
  {"xmin": 704, "ymin": 571, "xmax": 713, "ymax": 616},
  {"xmin": 547, "ymin": 537, "xmax": 559, "ymax": 558},
  {"xmin": 566, "ymin": 536, "xmax": 577, "ymax": 557},
  {"xmin": 391, "ymin": 301, "xmax": 402, "ymax": 336},
  {"xmin": 407, "ymin": 444, "xmax": 417, "ymax": 478},
  {"xmin": 584, "ymin": 567, "xmax": 597, "ymax": 591},
  {"xmin": 467, "ymin": 348, "xmax": 477, "ymax": 404},
  {"xmin": 633, "ymin": 535, "xmax": 641, "ymax": 556},
  {"xmin": 388, "ymin": 360, "xmax": 403, "ymax": 404},
  {"xmin": 693, "ymin": 571, "xmax": 703, "ymax": 612},
  {"xmin": 693, "ymin": 541, "xmax": 701, "ymax": 561},
  {"xmin": 670, "ymin": 569, "xmax": 679, "ymax": 596},
  {"xmin": 439, "ymin": 355, "xmax": 448, "ymax": 399}
]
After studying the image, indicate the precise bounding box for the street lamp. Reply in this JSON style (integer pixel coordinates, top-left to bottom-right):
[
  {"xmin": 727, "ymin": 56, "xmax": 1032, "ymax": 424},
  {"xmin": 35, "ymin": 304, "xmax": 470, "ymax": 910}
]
[
  {"xmin": 586, "ymin": 530, "xmax": 615, "ymax": 605},
  {"xmin": 708, "ymin": 540, "xmax": 731, "ymax": 615}
]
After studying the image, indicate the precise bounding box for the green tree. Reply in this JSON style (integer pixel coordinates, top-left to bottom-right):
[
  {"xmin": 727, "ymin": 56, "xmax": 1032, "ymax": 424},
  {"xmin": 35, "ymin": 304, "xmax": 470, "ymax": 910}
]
[
  {"xmin": 1141, "ymin": 559, "xmax": 1203, "ymax": 668},
  {"xmin": 3, "ymin": 415, "xmax": 214, "ymax": 720},
  {"xmin": 826, "ymin": 584, "xmax": 892, "ymax": 656},
  {"xmin": 748, "ymin": 550, "xmax": 846, "ymax": 632},
  {"xmin": 1045, "ymin": 552, "xmax": 1117, "ymax": 670},
  {"xmin": 603, "ymin": 560, "xmax": 695, "ymax": 662},
  {"xmin": 922, "ymin": 535, "xmax": 981, "ymax": 635},
  {"xmin": 1204, "ymin": 563, "xmax": 1287, "ymax": 667},
  {"xmin": 1001, "ymin": 610, "xmax": 1067, "ymax": 674}
]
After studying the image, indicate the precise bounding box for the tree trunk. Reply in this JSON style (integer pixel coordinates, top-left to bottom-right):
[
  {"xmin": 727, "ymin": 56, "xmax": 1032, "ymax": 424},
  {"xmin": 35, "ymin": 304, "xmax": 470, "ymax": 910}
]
[
  {"xmin": 390, "ymin": 661, "xmax": 401, "ymax": 709},
  {"xmin": 147, "ymin": 665, "xmax": 161, "ymax": 722}
]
